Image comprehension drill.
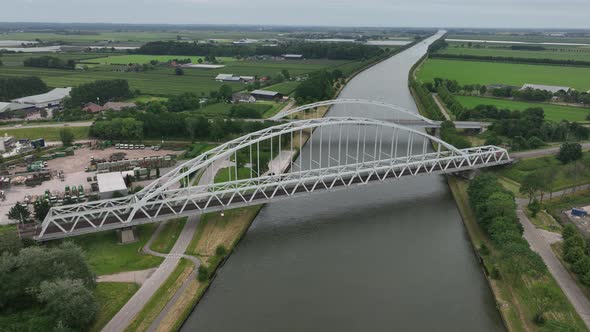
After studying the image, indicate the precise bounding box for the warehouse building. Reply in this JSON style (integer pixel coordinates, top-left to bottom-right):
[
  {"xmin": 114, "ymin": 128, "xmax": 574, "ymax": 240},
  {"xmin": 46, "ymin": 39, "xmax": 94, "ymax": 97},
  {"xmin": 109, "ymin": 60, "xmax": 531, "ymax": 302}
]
[
  {"xmin": 97, "ymin": 172, "xmax": 128, "ymax": 199},
  {"xmin": 520, "ymin": 84, "xmax": 572, "ymax": 94},
  {"xmin": 282, "ymin": 54, "xmax": 304, "ymax": 60},
  {"xmin": 11, "ymin": 87, "xmax": 72, "ymax": 109},
  {"xmin": 250, "ymin": 90, "xmax": 283, "ymax": 101}
]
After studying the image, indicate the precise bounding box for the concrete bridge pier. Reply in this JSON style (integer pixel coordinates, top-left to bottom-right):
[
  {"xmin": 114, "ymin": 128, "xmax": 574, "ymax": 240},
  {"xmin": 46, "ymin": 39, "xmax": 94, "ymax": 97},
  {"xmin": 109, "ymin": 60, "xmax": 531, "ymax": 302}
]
[
  {"xmin": 452, "ymin": 169, "xmax": 479, "ymax": 181},
  {"xmin": 118, "ymin": 227, "xmax": 138, "ymax": 244}
]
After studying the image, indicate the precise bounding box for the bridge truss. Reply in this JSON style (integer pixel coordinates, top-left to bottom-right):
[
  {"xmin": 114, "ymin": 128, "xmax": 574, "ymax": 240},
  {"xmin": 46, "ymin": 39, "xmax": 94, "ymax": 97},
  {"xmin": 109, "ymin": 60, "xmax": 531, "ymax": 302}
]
[{"xmin": 35, "ymin": 116, "xmax": 511, "ymax": 240}]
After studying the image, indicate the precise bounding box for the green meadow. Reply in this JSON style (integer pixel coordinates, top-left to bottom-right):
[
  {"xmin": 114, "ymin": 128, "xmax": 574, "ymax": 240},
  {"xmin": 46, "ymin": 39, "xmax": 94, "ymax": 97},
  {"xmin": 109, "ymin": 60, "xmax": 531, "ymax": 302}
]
[
  {"xmin": 417, "ymin": 59, "xmax": 590, "ymax": 91},
  {"xmin": 456, "ymin": 96, "xmax": 590, "ymax": 122}
]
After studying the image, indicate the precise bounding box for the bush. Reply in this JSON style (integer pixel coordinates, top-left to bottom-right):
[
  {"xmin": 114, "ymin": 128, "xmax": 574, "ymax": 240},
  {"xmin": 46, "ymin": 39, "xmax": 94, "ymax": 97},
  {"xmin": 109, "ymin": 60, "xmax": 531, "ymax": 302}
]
[
  {"xmin": 197, "ymin": 265, "xmax": 209, "ymax": 282},
  {"xmin": 215, "ymin": 245, "xmax": 227, "ymax": 257}
]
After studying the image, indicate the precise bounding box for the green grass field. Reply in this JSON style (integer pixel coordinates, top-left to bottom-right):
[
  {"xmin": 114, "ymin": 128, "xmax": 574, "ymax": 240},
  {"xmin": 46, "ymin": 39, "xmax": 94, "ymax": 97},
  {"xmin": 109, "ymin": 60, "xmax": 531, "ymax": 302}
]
[
  {"xmin": 417, "ymin": 59, "xmax": 590, "ymax": 91},
  {"xmin": 264, "ymin": 81, "xmax": 299, "ymax": 95},
  {"xmin": 455, "ymin": 95, "xmax": 590, "ymax": 122},
  {"xmin": 89, "ymin": 55, "xmax": 236, "ymax": 65},
  {"xmin": 497, "ymin": 152, "xmax": 590, "ymax": 191},
  {"xmin": 214, "ymin": 166, "xmax": 252, "ymax": 183},
  {"xmin": 90, "ymin": 282, "xmax": 139, "ymax": 332},
  {"xmin": 149, "ymin": 218, "xmax": 186, "ymax": 254},
  {"xmin": 447, "ymin": 34, "xmax": 590, "ymax": 45},
  {"xmin": 0, "ymin": 126, "xmax": 89, "ymax": 141},
  {"xmin": 439, "ymin": 46, "xmax": 590, "ymax": 62},
  {"xmin": 60, "ymin": 224, "xmax": 163, "ymax": 276}
]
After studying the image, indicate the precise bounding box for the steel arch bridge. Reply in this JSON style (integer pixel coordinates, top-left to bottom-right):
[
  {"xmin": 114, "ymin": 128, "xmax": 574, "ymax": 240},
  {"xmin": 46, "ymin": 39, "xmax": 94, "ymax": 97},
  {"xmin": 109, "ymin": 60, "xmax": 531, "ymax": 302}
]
[
  {"xmin": 33, "ymin": 117, "xmax": 511, "ymax": 241},
  {"xmin": 270, "ymin": 98, "xmax": 436, "ymax": 123}
]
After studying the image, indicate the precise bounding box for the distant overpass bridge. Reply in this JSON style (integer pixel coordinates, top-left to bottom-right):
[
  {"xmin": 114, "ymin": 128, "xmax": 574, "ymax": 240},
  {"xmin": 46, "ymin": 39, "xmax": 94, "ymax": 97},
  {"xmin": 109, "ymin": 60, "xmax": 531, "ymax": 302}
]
[
  {"xmin": 269, "ymin": 98, "xmax": 490, "ymax": 130},
  {"xmin": 30, "ymin": 116, "xmax": 510, "ymax": 241}
]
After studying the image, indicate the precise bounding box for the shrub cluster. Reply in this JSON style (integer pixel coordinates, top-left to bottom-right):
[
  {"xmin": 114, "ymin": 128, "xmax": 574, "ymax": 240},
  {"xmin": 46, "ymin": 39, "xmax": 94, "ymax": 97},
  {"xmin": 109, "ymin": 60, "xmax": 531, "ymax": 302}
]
[{"xmin": 562, "ymin": 224, "xmax": 590, "ymax": 285}]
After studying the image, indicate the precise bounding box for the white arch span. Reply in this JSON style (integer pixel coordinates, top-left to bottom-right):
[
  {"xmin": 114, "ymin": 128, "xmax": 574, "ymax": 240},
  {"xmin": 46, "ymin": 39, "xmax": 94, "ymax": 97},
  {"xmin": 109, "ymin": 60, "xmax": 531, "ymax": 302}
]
[{"xmin": 270, "ymin": 99, "xmax": 436, "ymax": 124}]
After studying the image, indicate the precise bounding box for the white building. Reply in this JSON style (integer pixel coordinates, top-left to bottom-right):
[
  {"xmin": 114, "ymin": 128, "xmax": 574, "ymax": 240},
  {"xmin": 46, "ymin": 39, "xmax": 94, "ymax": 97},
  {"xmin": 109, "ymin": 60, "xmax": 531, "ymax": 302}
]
[
  {"xmin": 11, "ymin": 87, "xmax": 72, "ymax": 109},
  {"xmin": 97, "ymin": 172, "xmax": 128, "ymax": 199},
  {"xmin": 520, "ymin": 84, "xmax": 571, "ymax": 94}
]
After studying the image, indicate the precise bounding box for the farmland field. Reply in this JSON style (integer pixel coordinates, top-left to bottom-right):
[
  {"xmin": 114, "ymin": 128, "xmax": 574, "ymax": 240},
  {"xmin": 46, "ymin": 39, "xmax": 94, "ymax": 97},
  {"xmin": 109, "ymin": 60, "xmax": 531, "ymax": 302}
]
[
  {"xmin": 447, "ymin": 34, "xmax": 590, "ymax": 45},
  {"xmin": 438, "ymin": 46, "xmax": 590, "ymax": 62},
  {"xmin": 455, "ymin": 95, "xmax": 590, "ymax": 122},
  {"xmin": 417, "ymin": 59, "xmax": 590, "ymax": 91},
  {"xmin": 0, "ymin": 52, "xmax": 107, "ymax": 66},
  {"xmin": 0, "ymin": 31, "xmax": 282, "ymax": 45},
  {"xmin": 0, "ymin": 126, "xmax": 89, "ymax": 141},
  {"xmin": 0, "ymin": 55, "xmax": 354, "ymax": 95},
  {"xmin": 264, "ymin": 81, "xmax": 300, "ymax": 95},
  {"xmin": 88, "ymin": 55, "xmax": 236, "ymax": 65}
]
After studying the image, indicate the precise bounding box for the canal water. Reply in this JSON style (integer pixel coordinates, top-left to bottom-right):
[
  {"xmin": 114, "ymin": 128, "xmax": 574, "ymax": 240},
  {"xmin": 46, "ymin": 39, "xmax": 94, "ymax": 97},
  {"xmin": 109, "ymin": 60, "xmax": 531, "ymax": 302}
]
[{"xmin": 181, "ymin": 32, "xmax": 504, "ymax": 331}]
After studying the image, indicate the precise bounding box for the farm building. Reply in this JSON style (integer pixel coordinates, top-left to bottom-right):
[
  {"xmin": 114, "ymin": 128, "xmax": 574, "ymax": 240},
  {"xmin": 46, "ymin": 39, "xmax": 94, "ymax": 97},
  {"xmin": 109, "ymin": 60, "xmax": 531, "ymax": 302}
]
[
  {"xmin": 83, "ymin": 102, "xmax": 103, "ymax": 114},
  {"xmin": 521, "ymin": 84, "xmax": 571, "ymax": 94},
  {"xmin": 103, "ymin": 102, "xmax": 136, "ymax": 112},
  {"xmin": 11, "ymin": 87, "xmax": 72, "ymax": 109},
  {"xmin": 215, "ymin": 74, "xmax": 241, "ymax": 82},
  {"xmin": 282, "ymin": 54, "xmax": 304, "ymax": 60},
  {"xmin": 232, "ymin": 93, "xmax": 256, "ymax": 104},
  {"xmin": 251, "ymin": 90, "xmax": 283, "ymax": 101},
  {"xmin": 97, "ymin": 172, "xmax": 128, "ymax": 199},
  {"xmin": 215, "ymin": 74, "xmax": 254, "ymax": 82},
  {"xmin": 83, "ymin": 102, "xmax": 136, "ymax": 113},
  {"xmin": 0, "ymin": 102, "xmax": 31, "ymax": 115}
]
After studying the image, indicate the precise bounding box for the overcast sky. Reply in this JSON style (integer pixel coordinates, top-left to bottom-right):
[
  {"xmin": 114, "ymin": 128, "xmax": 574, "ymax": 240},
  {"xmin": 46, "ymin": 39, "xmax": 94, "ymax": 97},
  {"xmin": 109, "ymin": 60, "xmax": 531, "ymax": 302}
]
[{"xmin": 1, "ymin": 0, "xmax": 589, "ymax": 28}]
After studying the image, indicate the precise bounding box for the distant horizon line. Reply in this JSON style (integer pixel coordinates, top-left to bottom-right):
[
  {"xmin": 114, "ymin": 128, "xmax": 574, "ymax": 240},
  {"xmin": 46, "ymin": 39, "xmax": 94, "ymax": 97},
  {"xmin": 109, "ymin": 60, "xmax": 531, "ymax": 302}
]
[{"xmin": 0, "ymin": 21, "xmax": 589, "ymax": 31}]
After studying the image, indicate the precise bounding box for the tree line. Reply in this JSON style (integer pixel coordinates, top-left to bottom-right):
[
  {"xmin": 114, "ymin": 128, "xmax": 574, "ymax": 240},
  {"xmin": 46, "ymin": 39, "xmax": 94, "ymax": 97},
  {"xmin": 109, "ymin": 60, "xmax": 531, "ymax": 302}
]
[
  {"xmin": 294, "ymin": 70, "xmax": 337, "ymax": 104},
  {"xmin": 134, "ymin": 41, "xmax": 385, "ymax": 60},
  {"xmin": 91, "ymin": 108, "xmax": 279, "ymax": 142},
  {"xmin": 23, "ymin": 55, "xmax": 76, "ymax": 70},
  {"xmin": 0, "ymin": 76, "xmax": 48, "ymax": 101},
  {"xmin": 0, "ymin": 237, "xmax": 98, "ymax": 331},
  {"xmin": 410, "ymin": 79, "xmax": 444, "ymax": 120},
  {"xmin": 468, "ymin": 174, "xmax": 576, "ymax": 328},
  {"xmin": 66, "ymin": 79, "xmax": 132, "ymax": 107},
  {"xmin": 430, "ymin": 53, "xmax": 590, "ymax": 68},
  {"xmin": 561, "ymin": 224, "xmax": 590, "ymax": 286}
]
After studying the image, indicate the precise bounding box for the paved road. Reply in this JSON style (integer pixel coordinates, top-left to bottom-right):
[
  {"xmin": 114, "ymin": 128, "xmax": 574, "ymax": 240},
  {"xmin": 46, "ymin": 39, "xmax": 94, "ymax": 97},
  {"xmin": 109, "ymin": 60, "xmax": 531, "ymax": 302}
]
[
  {"xmin": 511, "ymin": 143, "xmax": 590, "ymax": 159},
  {"xmin": 102, "ymin": 158, "xmax": 234, "ymax": 331},
  {"xmin": 517, "ymin": 208, "xmax": 590, "ymax": 329},
  {"xmin": 0, "ymin": 121, "xmax": 93, "ymax": 130},
  {"xmin": 432, "ymin": 93, "xmax": 451, "ymax": 121}
]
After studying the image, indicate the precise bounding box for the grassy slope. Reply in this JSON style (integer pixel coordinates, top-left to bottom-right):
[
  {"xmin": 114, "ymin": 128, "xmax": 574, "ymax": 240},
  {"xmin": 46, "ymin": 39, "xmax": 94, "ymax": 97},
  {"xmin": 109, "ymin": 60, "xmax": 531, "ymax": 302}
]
[
  {"xmin": 90, "ymin": 282, "xmax": 139, "ymax": 332},
  {"xmin": 455, "ymin": 95, "xmax": 590, "ymax": 122},
  {"xmin": 149, "ymin": 218, "xmax": 187, "ymax": 254},
  {"xmin": 497, "ymin": 152, "xmax": 590, "ymax": 191},
  {"xmin": 61, "ymin": 223, "xmax": 163, "ymax": 276},
  {"xmin": 417, "ymin": 59, "xmax": 590, "ymax": 91},
  {"xmin": 0, "ymin": 126, "xmax": 89, "ymax": 141}
]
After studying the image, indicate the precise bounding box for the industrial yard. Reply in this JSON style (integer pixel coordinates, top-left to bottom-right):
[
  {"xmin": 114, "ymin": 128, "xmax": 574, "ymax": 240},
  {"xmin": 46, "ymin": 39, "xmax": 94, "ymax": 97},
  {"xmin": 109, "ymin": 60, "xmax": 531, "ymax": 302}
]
[{"xmin": 0, "ymin": 144, "xmax": 181, "ymax": 225}]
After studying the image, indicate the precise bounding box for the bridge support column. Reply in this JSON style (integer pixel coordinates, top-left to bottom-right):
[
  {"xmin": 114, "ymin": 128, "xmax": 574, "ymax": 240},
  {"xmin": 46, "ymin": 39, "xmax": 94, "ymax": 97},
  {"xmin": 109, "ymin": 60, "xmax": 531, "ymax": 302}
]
[
  {"xmin": 453, "ymin": 169, "xmax": 479, "ymax": 181},
  {"xmin": 117, "ymin": 227, "xmax": 138, "ymax": 244}
]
